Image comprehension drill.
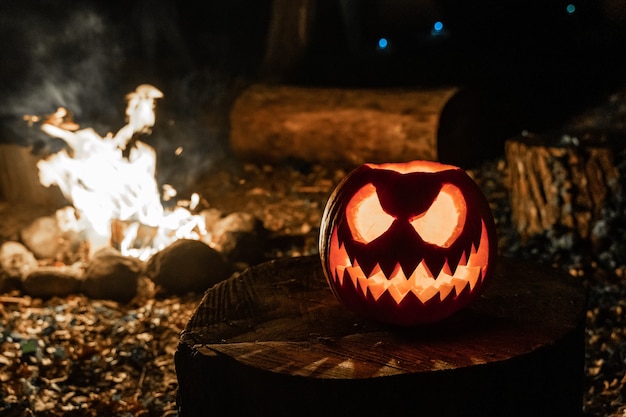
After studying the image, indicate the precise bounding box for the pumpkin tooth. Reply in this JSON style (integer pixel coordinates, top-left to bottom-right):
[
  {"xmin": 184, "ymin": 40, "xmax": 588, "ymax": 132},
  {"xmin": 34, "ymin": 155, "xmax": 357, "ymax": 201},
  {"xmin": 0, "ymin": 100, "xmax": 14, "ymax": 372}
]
[
  {"xmin": 334, "ymin": 265, "xmax": 346, "ymax": 285},
  {"xmin": 415, "ymin": 260, "xmax": 433, "ymax": 279},
  {"xmin": 387, "ymin": 284, "xmax": 408, "ymax": 304},
  {"xmin": 387, "ymin": 265, "xmax": 413, "ymax": 303},
  {"xmin": 379, "ymin": 257, "xmax": 401, "ymax": 279},
  {"xmin": 328, "ymin": 228, "xmax": 350, "ymax": 285},
  {"xmin": 328, "ymin": 219, "xmax": 491, "ymax": 307},
  {"xmin": 423, "ymin": 253, "xmax": 446, "ymax": 279},
  {"xmin": 458, "ymin": 250, "xmax": 468, "ymax": 266},
  {"xmin": 416, "ymin": 285, "xmax": 439, "ymax": 304},
  {"xmin": 437, "ymin": 282, "xmax": 455, "ymax": 301},
  {"xmin": 467, "ymin": 243, "xmax": 479, "ymax": 266},
  {"xmin": 368, "ymin": 262, "xmax": 385, "ymax": 278},
  {"xmin": 361, "ymin": 276, "xmax": 383, "ymax": 299},
  {"xmin": 388, "ymin": 263, "xmax": 405, "ymax": 280},
  {"xmin": 356, "ymin": 255, "xmax": 378, "ymax": 278},
  {"xmin": 346, "ymin": 260, "xmax": 361, "ymax": 288},
  {"xmin": 466, "ymin": 267, "xmax": 482, "ymax": 290},
  {"xmin": 451, "ymin": 277, "xmax": 469, "ymax": 295},
  {"xmin": 444, "ymin": 243, "xmax": 465, "ymax": 275},
  {"xmin": 440, "ymin": 258, "xmax": 453, "ymax": 276}
]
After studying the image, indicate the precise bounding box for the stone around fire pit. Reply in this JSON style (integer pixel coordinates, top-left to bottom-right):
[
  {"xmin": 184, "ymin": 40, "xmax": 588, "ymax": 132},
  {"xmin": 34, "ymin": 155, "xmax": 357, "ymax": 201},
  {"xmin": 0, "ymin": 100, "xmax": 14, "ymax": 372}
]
[
  {"xmin": 82, "ymin": 247, "xmax": 144, "ymax": 303},
  {"xmin": 19, "ymin": 215, "xmax": 63, "ymax": 260},
  {"xmin": 145, "ymin": 239, "xmax": 231, "ymax": 295},
  {"xmin": 22, "ymin": 265, "xmax": 83, "ymax": 299},
  {"xmin": 206, "ymin": 212, "xmax": 267, "ymax": 266},
  {"xmin": 19, "ymin": 211, "xmax": 87, "ymax": 264},
  {"xmin": 0, "ymin": 241, "xmax": 38, "ymax": 292}
]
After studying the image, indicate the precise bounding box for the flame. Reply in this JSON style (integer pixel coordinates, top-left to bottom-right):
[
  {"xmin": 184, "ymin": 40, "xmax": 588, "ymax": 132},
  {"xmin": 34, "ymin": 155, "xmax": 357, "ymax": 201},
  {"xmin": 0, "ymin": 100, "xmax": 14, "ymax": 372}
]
[{"xmin": 35, "ymin": 84, "xmax": 206, "ymax": 260}]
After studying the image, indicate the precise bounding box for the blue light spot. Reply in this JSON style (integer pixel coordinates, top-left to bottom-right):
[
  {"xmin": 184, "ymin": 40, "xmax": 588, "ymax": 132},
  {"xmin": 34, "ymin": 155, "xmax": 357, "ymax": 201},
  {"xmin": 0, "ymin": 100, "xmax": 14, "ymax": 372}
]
[
  {"xmin": 566, "ymin": 4, "xmax": 576, "ymax": 14},
  {"xmin": 433, "ymin": 21, "xmax": 444, "ymax": 32},
  {"xmin": 378, "ymin": 37, "xmax": 388, "ymax": 50}
]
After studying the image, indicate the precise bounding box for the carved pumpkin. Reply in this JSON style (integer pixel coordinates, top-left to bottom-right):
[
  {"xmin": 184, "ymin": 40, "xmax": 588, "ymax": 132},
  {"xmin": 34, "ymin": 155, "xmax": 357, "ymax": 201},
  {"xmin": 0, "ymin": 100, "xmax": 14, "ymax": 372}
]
[{"xmin": 319, "ymin": 160, "xmax": 497, "ymax": 326}]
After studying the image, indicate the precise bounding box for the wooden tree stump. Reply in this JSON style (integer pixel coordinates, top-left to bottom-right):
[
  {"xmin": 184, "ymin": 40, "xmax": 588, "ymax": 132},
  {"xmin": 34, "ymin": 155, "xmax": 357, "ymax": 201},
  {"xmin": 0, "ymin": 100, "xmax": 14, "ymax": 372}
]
[
  {"xmin": 176, "ymin": 255, "xmax": 586, "ymax": 417},
  {"xmin": 229, "ymin": 84, "xmax": 482, "ymax": 168},
  {"xmin": 505, "ymin": 132, "xmax": 622, "ymax": 241}
]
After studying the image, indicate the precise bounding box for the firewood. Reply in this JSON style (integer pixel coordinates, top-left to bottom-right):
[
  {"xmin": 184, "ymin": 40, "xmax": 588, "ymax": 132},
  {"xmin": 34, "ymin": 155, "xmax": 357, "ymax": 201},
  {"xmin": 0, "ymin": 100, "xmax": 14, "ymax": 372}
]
[{"xmin": 229, "ymin": 84, "xmax": 483, "ymax": 168}]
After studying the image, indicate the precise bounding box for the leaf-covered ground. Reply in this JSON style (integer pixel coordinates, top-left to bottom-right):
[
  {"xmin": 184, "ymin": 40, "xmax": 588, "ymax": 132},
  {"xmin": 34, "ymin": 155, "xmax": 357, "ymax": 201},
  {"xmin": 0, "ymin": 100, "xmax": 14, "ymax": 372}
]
[{"xmin": 1, "ymin": 158, "xmax": 625, "ymax": 416}]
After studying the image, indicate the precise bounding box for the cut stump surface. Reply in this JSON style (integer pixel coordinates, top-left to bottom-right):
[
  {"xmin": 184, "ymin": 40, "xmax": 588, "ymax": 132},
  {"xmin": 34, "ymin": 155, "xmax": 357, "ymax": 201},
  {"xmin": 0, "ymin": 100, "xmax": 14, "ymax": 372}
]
[{"xmin": 176, "ymin": 255, "xmax": 586, "ymax": 417}]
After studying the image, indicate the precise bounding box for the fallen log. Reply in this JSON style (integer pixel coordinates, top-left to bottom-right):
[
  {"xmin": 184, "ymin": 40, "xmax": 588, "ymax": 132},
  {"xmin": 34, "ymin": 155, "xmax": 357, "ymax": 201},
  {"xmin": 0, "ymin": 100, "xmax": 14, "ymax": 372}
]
[
  {"xmin": 176, "ymin": 255, "xmax": 586, "ymax": 417},
  {"xmin": 229, "ymin": 84, "xmax": 483, "ymax": 168}
]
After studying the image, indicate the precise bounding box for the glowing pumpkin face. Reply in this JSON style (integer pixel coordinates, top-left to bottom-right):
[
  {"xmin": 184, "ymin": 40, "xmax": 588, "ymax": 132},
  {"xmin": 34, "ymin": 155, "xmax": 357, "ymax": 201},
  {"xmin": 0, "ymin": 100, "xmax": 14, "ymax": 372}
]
[{"xmin": 319, "ymin": 160, "xmax": 497, "ymax": 326}]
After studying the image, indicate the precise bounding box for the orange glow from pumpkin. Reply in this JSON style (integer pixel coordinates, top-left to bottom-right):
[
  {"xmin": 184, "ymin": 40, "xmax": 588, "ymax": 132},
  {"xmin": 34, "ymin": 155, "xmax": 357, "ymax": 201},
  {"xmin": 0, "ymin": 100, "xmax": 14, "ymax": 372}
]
[
  {"xmin": 345, "ymin": 183, "xmax": 394, "ymax": 244},
  {"xmin": 328, "ymin": 220, "xmax": 490, "ymax": 305},
  {"xmin": 344, "ymin": 180, "xmax": 467, "ymax": 248},
  {"xmin": 366, "ymin": 160, "xmax": 457, "ymax": 174},
  {"xmin": 320, "ymin": 159, "xmax": 497, "ymax": 325},
  {"xmin": 410, "ymin": 183, "xmax": 466, "ymax": 248}
]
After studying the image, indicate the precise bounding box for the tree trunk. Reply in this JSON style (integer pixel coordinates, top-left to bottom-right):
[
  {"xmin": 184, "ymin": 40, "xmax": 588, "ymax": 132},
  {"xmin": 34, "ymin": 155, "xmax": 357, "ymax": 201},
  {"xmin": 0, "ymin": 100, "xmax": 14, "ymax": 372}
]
[
  {"xmin": 229, "ymin": 84, "xmax": 482, "ymax": 168},
  {"xmin": 259, "ymin": 0, "xmax": 316, "ymax": 82},
  {"xmin": 176, "ymin": 255, "xmax": 586, "ymax": 417}
]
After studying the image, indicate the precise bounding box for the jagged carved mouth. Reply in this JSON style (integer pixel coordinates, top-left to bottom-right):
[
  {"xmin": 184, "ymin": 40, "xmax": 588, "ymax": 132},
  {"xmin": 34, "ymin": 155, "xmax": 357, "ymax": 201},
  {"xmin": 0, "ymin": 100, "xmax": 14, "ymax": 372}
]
[{"xmin": 327, "ymin": 221, "xmax": 490, "ymax": 305}]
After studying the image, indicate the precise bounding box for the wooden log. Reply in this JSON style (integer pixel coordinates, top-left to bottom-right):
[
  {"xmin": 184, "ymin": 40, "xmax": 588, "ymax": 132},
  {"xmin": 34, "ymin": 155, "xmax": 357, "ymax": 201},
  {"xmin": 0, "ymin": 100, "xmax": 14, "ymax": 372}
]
[
  {"xmin": 176, "ymin": 255, "xmax": 586, "ymax": 417},
  {"xmin": 505, "ymin": 132, "xmax": 622, "ymax": 241},
  {"xmin": 229, "ymin": 84, "xmax": 482, "ymax": 168},
  {"xmin": 0, "ymin": 144, "xmax": 66, "ymax": 207}
]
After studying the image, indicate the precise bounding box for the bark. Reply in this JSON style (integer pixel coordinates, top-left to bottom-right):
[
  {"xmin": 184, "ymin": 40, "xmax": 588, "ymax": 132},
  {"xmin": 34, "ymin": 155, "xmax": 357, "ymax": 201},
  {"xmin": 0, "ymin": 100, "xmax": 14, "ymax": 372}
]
[
  {"xmin": 505, "ymin": 133, "xmax": 621, "ymax": 240},
  {"xmin": 229, "ymin": 84, "xmax": 482, "ymax": 168}
]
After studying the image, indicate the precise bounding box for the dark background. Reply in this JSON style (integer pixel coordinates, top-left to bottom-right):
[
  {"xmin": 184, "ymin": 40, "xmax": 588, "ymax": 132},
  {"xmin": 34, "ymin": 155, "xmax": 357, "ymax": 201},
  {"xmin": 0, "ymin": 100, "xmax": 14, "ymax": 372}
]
[{"xmin": 1, "ymin": 0, "xmax": 625, "ymax": 182}]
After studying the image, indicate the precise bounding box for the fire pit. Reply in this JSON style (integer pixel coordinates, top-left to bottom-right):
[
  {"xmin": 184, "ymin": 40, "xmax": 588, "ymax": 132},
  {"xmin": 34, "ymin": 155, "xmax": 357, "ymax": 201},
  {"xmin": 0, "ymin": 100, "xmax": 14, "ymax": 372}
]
[{"xmin": 0, "ymin": 85, "xmax": 254, "ymax": 303}]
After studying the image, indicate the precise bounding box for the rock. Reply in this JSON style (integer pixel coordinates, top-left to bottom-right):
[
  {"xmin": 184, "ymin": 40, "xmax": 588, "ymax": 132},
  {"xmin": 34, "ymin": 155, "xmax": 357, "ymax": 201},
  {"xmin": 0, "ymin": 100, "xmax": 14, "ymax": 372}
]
[
  {"xmin": 200, "ymin": 208, "xmax": 224, "ymax": 231},
  {"xmin": 0, "ymin": 241, "xmax": 38, "ymax": 292},
  {"xmin": 146, "ymin": 239, "xmax": 231, "ymax": 295},
  {"xmin": 22, "ymin": 266, "xmax": 83, "ymax": 299},
  {"xmin": 0, "ymin": 241, "xmax": 38, "ymax": 278},
  {"xmin": 206, "ymin": 212, "xmax": 267, "ymax": 265},
  {"xmin": 82, "ymin": 247, "xmax": 144, "ymax": 303},
  {"xmin": 20, "ymin": 215, "xmax": 62, "ymax": 260},
  {"xmin": 19, "ymin": 208, "xmax": 88, "ymax": 263}
]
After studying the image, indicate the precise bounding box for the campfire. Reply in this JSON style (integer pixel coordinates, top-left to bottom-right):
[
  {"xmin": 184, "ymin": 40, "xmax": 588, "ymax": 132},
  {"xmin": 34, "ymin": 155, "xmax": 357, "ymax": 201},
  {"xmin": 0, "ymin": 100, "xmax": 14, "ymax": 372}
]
[
  {"xmin": 32, "ymin": 84, "xmax": 206, "ymax": 261},
  {"xmin": 0, "ymin": 84, "xmax": 270, "ymax": 303}
]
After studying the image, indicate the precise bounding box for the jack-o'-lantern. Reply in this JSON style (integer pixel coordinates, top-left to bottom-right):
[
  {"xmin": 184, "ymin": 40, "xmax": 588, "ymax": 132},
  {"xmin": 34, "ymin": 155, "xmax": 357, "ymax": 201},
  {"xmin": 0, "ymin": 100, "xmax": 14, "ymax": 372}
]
[{"xmin": 319, "ymin": 160, "xmax": 497, "ymax": 326}]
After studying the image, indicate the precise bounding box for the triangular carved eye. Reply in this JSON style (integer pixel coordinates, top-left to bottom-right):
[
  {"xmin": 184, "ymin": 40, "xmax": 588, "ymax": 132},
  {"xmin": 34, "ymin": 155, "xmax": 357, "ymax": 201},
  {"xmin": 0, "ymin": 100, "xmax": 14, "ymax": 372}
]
[
  {"xmin": 346, "ymin": 183, "xmax": 395, "ymax": 244},
  {"xmin": 410, "ymin": 183, "xmax": 466, "ymax": 248}
]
